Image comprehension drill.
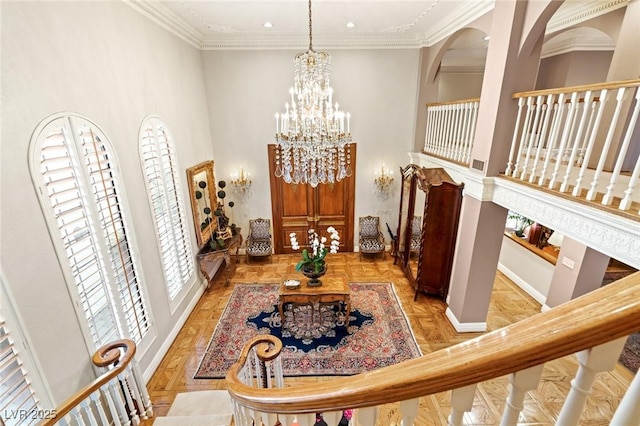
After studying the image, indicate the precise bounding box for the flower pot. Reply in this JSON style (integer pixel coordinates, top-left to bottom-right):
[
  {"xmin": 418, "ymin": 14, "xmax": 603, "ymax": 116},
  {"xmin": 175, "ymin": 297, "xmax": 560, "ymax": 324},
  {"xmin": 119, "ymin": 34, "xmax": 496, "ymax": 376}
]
[{"xmin": 301, "ymin": 264, "xmax": 327, "ymax": 287}]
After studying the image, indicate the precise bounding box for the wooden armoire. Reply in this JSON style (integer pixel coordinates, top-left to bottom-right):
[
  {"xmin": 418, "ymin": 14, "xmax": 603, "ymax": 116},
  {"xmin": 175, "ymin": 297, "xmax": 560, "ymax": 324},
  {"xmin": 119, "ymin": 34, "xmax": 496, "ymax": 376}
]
[{"xmin": 395, "ymin": 165, "xmax": 464, "ymax": 301}]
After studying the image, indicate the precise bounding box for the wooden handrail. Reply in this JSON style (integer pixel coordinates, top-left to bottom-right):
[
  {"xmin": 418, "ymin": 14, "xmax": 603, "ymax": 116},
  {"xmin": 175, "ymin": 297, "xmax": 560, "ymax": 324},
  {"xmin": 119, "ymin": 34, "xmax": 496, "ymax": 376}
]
[
  {"xmin": 426, "ymin": 97, "xmax": 480, "ymax": 108},
  {"xmin": 513, "ymin": 78, "xmax": 640, "ymax": 98},
  {"xmin": 227, "ymin": 271, "xmax": 640, "ymax": 414},
  {"xmin": 42, "ymin": 339, "xmax": 136, "ymax": 425}
]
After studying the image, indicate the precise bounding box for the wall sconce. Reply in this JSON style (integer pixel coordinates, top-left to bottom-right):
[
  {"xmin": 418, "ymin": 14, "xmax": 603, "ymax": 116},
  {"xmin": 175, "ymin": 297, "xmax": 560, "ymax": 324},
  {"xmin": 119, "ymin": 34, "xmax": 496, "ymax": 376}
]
[
  {"xmin": 374, "ymin": 164, "xmax": 394, "ymax": 196},
  {"xmin": 231, "ymin": 167, "xmax": 252, "ymax": 200}
]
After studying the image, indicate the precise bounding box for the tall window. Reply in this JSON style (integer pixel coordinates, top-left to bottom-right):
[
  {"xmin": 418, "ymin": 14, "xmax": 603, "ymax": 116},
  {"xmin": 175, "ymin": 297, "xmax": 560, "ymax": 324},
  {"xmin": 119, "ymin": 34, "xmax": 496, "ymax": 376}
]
[
  {"xmin": 0, "ymin": 317, "xmax": 41, "ymax": 426},
  {"xmin": 30, "ymin": 114, "xmax": 151, "ymax": 349},
  {"xmin": 139, "ymin": 117, "xmax": 193, "ymax": 301}
]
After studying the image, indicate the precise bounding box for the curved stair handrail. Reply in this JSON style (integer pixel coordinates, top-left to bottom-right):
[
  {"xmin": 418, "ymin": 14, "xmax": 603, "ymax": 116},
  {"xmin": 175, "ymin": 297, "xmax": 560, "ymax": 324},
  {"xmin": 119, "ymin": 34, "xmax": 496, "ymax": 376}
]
[
  {"xmin": 227, "ymin": 271, "xmax": 640, "ymax": 415},
  {"xmin": 42, "ymin": 339, "xmax": 152, "ymax": 425}
]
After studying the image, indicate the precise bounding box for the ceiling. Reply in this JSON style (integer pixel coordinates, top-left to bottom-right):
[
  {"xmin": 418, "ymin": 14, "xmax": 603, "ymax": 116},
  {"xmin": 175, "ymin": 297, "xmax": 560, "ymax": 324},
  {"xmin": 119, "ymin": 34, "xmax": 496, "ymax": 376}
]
[{"xmin": 130, "ymin": 0, "xmax": 623, "ymax": 52}]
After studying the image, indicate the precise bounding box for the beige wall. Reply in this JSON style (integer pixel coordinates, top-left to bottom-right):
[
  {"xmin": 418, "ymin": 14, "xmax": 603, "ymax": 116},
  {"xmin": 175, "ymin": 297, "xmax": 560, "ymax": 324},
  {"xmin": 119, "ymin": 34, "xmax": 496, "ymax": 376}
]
[
  {"xmin": 438, "ymin": 72, "xmax": 484, "ymax": 102},
  {"xmin": 536, "ymin": 51, "xmax": 613, "ymax": 89},
  {"xmin": 1, "ymin": 1, "xmax": 213, "ymax": 402},
  {"xmin": 201, "ymin": 49, "xmax": 420, "ymax": 240}
]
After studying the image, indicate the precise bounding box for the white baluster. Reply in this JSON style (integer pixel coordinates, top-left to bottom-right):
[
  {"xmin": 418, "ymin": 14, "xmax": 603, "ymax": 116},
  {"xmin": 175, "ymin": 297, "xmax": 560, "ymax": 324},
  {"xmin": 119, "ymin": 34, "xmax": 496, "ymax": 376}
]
[
  {"xmin": 556, "ymin": 337, "xmax": 627, "ymax": 425},
  {"xmin": 123, "ymin": 368, "xmax": 144, "ymax": 421},
  {"xmin": 512, "ymin": 97, "xmax": 534, "ymax": 177},
  {"xmin": 260, "ymin": 410, "xmax": 279, "ymax": 425},
  {"xmin": 354, "ymin": 406, "xmax": 377, "ymax": 426},
  {"xmin": 280, "ymin": 413, "xmax": 297, "ymax": 425},
  {"xmin": 109, "ymin": 379, "xmax": 132, "ymax": 426},
  {"xmin": 117, "ymin": 372, "xmax": 140, "ymax": 425},
  {"xmin": 101, "ymin": 383, "xmax": 121, "ymax": 426},
  {"xmin": 81, "ymin": 399, "xmax": 98, "ymax": 426},
  {"xmin": 458, "ymin": 103, "xmax": 471, "ymax": 162},
  {"xmin": 425, "ymin": 108, "xmax": 435, "ymax": 153},
  {"xmin": 435, "ymin": 106, "xmax": 444, "ymax": 156},
  {"xmin": 606, "ymin": 86, "xmax": 640, "ymax": 207},
  {"xmin": 529, "ymin": 95, "xmax": 554, "ymax": 183},
  {"xmin": 448, "ymin": 383, "xmax": 477, "ymax": 426},
  {"xmin": 549, "ymin": 92, "xmax": 579, "ymax": 189},
  {"xmin": 506, "ymin": 98, "xmax": 526, "ymax": 175},
  {"xmin": 130, "ymin": 361, "xmax": 153, "ymax": 417},
  {"xmin": 399, "ymin": 398, "xmax": 419, "ymax": 425},
  {"xmin": 520, "ymin": 96, "xmax": 544, "ymax": 180},
  {"xmin": 466, "ymin": 101, "xmax": 479, "ymax": 164},
  {"xmin": 452, "ymin": 106, "xmax": 464, "ymax": 161},
  {"xmin": 500, "ymin": 364, "xmax": 544, "ymax": 426},
  {"xmin": 573, "ymin": 90, "xmax": 609, "ymax": 196},
  {"xmin": 91, "ymin": 389, "xmax": 110, "ymax": 426},
  {"xmin": 587, "ymin": 87, "xmax": 628, "ymax": 201},
  {"xmin": 560, "ymin": 92, "xmax": 593, "ymax": 192},
  {"xmin": 610, "ymin": 362, "xmax": 640, "ymax": 424},
  {"xmin": 539, "ymin": 93, "xmax": 567, "ymax": 186},
  {"xmin": 576, "ymin": 99, "xmax": 598, "ymax": 166},
  {"xmin": 445, "ymin": 105, "xmax": 455, "ymax": 158},
  {"xmin": 72, "ymin": 406, "xmax": 87, "ymax": 426},
  {"xmin": 295, "ymin": 413, "xmax": 317, "ymax": 426},
  {"xmin": 440, "ymin": 105, "xmax": 448, "ymax": 156}
]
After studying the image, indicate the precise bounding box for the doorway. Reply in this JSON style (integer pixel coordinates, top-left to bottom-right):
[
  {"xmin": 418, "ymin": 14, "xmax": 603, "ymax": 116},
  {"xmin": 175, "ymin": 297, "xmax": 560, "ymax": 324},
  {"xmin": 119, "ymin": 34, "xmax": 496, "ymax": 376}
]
[{"xmin": 267, "ymin": 144, "xmax": 356, "ymax": 253}]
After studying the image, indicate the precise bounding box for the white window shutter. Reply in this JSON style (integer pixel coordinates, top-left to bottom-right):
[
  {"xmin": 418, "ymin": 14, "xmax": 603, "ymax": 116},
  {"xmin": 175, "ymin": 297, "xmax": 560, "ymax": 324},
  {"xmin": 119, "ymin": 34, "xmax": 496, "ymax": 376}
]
[
  {"xmin": 140, "ymin": 117, "xmax": 193, "ymax": 300},
  {"xmin": 32, "ymin": 114, "xmax": 150, "ymax": 348}
]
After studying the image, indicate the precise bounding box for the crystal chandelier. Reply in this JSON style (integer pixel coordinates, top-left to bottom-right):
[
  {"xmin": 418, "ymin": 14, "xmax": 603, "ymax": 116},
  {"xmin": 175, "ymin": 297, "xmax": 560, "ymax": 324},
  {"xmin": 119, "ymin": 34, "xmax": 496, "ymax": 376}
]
[{"xmin": 273, "ymin": 0, "xmax": 353, "ymax": 187}]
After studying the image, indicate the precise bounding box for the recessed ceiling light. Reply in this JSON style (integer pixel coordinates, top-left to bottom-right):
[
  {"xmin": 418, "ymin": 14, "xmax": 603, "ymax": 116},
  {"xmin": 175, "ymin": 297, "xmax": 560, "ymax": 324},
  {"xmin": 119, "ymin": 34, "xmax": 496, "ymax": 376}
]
[
  {"xmin": 346, "ymin": 22, "xmax": 356, "ymax": 28},
  {"xmin": 264, "ymin": 22, "xmax": 273, "ymax": 28}
]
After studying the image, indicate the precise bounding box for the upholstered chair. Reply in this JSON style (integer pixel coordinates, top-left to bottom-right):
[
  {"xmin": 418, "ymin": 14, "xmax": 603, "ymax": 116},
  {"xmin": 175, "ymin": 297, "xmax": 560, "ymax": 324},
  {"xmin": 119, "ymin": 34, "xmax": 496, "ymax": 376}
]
[
  {"xmin": 246, "ymin": 218, "xmax": 273, "ymax": 263},
  {"xmin": 358, "ymin": 215, "xmax": 385, "ymax": 260},
  {"xmin": 410, "ymin": 215, "xmax": 422, "ymax": 254}
]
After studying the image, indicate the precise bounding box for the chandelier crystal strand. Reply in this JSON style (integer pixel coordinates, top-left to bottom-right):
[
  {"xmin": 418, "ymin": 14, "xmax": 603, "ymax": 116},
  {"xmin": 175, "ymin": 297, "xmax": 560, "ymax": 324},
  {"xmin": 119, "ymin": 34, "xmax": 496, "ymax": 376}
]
[{"xmin": 273, "ymin": 0, "xmax": 352, "ymax": 188}]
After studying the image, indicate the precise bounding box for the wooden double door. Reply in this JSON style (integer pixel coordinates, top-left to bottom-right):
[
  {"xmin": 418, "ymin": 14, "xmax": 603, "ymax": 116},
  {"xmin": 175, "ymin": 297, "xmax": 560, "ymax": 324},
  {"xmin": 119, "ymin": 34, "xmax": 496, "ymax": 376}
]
[{"xmin": 267, "ymin": 144, "xmax": 356, "ymax": 253}]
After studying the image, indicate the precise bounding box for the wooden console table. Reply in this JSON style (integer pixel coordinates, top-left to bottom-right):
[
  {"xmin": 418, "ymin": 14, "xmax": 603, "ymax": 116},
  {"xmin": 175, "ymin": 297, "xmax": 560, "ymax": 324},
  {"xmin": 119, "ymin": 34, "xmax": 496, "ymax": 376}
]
[
  {"xmin": 197, "ymin": 230, "xmax": 242, "ymax": 288},
  {"xmin": 278, "ymin": 273, "xmax": 350, "ymax": 332}
]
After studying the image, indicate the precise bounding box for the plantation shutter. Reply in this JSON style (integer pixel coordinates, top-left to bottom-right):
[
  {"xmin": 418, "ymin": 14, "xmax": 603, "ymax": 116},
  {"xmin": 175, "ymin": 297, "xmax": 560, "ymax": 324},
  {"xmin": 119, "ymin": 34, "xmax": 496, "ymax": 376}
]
[
  {"xmin": 34, "ymin": 115, "xmax": 150, "ymax": 348},
  {"xmin": 140, "ymin": 118, "xmax": 193, "ymax": 300},
  {"xmin": 0, "ymin": 318, "xmax": 40, "ymax": 426}
]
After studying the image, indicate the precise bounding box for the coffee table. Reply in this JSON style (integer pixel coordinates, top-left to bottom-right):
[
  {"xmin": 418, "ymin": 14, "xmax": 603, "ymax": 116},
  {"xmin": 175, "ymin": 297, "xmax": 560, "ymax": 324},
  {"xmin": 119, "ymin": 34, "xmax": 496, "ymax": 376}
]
[{"xmin": 278, "ymin": 274, "xmax": 351, "ymax": 332}]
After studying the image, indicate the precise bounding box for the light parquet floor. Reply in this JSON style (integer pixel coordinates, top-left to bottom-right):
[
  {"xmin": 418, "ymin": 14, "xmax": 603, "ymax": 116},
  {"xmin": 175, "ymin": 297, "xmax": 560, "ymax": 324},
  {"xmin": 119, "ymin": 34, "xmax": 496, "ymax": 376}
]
[{"xmin": 144, "ymin": 253, "xmax": 635, "ymax": 425}]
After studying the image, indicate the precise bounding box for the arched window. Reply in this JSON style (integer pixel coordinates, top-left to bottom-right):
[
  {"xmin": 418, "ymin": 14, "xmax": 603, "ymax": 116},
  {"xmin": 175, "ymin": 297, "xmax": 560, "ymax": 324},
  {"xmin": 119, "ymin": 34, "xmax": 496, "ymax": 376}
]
[
  {"xmin": 29, "ymin": 113, "xmax": 151, "ymax": 349},
  {"xmin": 139, "ymin": 117, "xmax": 193, "ymax": 301}
]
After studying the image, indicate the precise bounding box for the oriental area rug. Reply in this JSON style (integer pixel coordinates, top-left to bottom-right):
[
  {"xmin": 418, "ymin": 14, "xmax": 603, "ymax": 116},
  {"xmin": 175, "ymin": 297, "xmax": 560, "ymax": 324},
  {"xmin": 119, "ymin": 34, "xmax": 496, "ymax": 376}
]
[{"xmin": 195, "ymin": 282, "xmax": 421, "ymax": 379}]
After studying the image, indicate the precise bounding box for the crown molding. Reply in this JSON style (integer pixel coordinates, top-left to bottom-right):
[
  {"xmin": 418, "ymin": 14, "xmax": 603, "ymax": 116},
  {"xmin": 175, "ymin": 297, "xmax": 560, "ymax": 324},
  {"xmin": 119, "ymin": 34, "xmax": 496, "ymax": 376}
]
[
  {"xmin": 201, "ymin": 34, "xmax": 426, "ymax": 51},
  {"xmin": 546, "ymin": 0, "xmax": 629, "ymax": 34},
  {"xmin": 417, "ymin": 0, "xmax": 495, "ymax": 47},
  {"xmin": 124, "ymin": 0, "xmax": 204, "ymax": 49},
  {"xmin": 541, "ymin": 37, "xmax": 615, "ymax": 58}
]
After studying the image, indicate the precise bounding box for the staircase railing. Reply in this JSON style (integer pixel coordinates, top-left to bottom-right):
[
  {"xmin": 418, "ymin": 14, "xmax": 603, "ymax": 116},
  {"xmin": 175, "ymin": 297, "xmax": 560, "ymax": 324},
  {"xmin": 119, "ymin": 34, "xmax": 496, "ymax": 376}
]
[
  {"xmin": 423, "ymin": 98, "xmax": 480, "ymax": 166},
  {"xmin": 227, "ymin": 271, "xmax": 640, "ymax": 425},
  {"xmin": 41, "ymin": 339, "xmax": 152, "ymax": 426},
  {"xmin": 505, "ymin": 79, "xmax": 640, "ymax": 215}
]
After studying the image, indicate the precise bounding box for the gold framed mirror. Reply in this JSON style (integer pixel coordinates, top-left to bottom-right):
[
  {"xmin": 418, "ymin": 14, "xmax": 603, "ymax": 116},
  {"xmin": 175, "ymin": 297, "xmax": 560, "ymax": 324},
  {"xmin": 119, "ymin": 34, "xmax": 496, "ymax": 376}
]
[{"xmin": 186, "ymin": 160, "xmax": 218, "ymax": 247}]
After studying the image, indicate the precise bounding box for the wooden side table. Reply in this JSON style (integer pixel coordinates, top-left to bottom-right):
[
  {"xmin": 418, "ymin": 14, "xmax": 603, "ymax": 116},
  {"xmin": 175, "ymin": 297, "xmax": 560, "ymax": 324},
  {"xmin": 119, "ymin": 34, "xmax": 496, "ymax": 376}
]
[
  {"xmin": 197, "ymin": 229, "xmax": 243, "ymax": 287},
  {"xmin": 278, "ymin": 274, "xmax": 350, "ymax": 332}
]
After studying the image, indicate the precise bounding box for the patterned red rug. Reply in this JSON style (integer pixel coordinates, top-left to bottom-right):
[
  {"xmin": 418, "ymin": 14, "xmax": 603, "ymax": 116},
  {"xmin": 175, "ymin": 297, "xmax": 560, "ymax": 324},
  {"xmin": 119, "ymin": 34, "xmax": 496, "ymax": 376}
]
[{"xmin": 194, "ymin": 282, "xmax": 421, "ymax": 378}]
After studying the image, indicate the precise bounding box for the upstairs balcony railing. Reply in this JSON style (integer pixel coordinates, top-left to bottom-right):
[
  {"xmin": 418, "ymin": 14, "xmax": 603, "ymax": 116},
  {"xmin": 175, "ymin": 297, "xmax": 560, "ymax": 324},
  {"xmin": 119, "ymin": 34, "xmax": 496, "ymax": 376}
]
[
  {"xmin": 506, "ymin": 79, "xmax": 640, "ymax": 216},
  {"xmin": 423, "ymin": 80, "xmax": 640, "ymax": 218},
  {"xmin": 226, "ymin": 272, "xmax": 640, "ymax": 425},
  {"xmin": 41, "ymin": 339, "xmax": 152, "ymax": 426},
  {"xmin": 423, "ymin": 98, "xmax": 480, "ymax": 166}
]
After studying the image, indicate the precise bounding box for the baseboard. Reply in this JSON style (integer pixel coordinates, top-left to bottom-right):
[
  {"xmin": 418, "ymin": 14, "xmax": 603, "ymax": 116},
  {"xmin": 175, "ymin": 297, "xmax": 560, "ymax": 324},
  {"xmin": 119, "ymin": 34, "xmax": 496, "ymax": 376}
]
[
  {"xmin": 143, "ymin": 285, "xmax": 205, "ymax": 382},
  {"xmin": 541, "ymin": 304, "xmax": 552, "ymax": 312},
  {"xmin": 445, "ymin": 307, "xmax": 486, "ymax": 333},
  {"xmin": 497, "ymin": 262, "xmax": 547, "ymax": 306}
]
